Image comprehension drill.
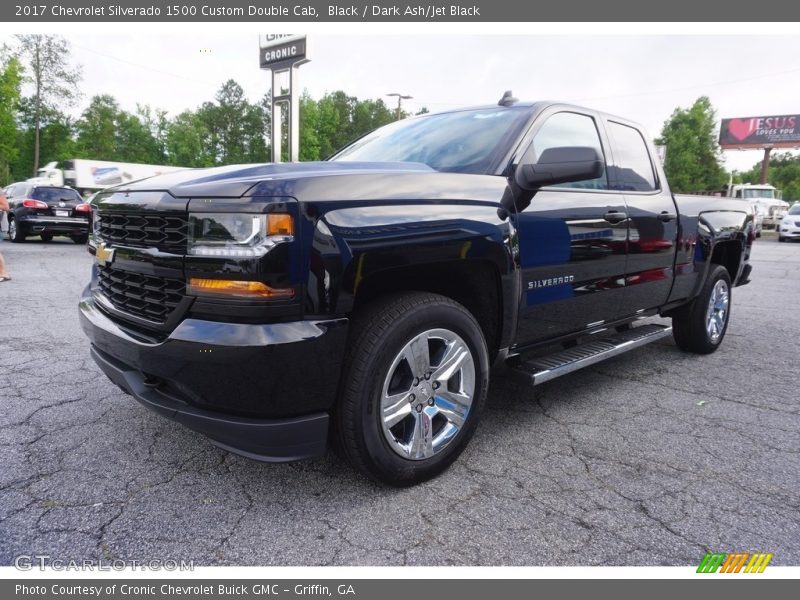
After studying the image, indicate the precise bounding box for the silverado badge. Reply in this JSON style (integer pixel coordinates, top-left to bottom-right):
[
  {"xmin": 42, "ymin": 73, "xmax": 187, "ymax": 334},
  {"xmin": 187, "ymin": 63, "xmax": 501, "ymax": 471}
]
[{"xmin": 95, "ymin": 242, "xmax": 115, "ymax": 266}]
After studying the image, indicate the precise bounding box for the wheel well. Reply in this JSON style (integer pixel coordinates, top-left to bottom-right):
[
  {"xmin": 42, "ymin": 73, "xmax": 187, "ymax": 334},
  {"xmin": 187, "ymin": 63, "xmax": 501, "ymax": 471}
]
[
  {"xmin": 710, "ymin": 240, "xmax": 742, "ymax": 282},
  {"xmin": 352, "ymin": 260, "xmax": 503, "ymax": 358}
]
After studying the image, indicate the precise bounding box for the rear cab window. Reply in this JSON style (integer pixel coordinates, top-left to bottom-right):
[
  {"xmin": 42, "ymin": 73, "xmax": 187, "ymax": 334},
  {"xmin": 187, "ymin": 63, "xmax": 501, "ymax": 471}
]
[{"xmin": 606, "ymin": 121, "xmax": 659, "ymax": 192}]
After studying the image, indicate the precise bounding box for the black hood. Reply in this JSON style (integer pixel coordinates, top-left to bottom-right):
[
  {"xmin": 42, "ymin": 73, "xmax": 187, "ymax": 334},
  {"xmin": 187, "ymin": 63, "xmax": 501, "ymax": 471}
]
[{"xmin": 109, "ymin": 162, "xmax": 436, "ymax": 198}]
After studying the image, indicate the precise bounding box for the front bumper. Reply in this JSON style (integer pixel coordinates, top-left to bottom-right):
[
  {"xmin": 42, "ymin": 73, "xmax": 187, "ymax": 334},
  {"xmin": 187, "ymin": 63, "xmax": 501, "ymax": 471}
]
[
  {"xmin": 20, "ymin": 216, "xmax": 89, "ymax": 236},
  {"xmin": 779, "ymin": 224, "xmax": 800, "ymax": 239},
  {"xmin": 79, "ymin": 288, "xmax": 349, "ymax": 461}
]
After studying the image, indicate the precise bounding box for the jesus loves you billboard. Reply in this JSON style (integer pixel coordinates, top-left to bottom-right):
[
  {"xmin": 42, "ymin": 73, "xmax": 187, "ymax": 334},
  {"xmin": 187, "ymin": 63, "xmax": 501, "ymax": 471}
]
[{"xmin": 719, "ymin": 114, "xmax": 800, "ymax": 148}]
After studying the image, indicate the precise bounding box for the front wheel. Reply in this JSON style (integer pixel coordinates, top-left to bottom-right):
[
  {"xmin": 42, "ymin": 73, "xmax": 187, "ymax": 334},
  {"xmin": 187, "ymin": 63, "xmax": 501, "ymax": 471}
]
[
  {"xmin": 672, "ymin": 265, "xmax": 732, "ymax": 354},
  {"xmin": 70, "ymin": 234, "xmax": 88, "ymax": 244},
  {"xmin": 335, "ymin": 292, "xmax": 489, "ymax": 486}
]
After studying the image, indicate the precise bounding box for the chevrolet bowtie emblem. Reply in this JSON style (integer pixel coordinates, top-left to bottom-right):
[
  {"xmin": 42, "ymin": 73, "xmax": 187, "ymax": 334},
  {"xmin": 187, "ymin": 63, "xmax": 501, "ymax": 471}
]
[{"xmin": 95, "ymin": 242, "xmax": 115, "ymax": 266}]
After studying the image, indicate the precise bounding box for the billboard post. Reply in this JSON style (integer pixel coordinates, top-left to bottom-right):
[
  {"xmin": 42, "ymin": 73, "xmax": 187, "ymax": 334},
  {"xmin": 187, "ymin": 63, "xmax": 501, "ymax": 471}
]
[{"xmin": 259, "ymin": 35, "xmax": 310, "ymax": 163}]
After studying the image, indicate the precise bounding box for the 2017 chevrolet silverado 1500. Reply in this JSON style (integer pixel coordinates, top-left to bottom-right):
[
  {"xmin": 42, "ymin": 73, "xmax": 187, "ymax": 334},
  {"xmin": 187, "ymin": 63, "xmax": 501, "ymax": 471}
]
[{"xmin": 79, "ymin": 96, "xmax": 753, "ymax": 485}]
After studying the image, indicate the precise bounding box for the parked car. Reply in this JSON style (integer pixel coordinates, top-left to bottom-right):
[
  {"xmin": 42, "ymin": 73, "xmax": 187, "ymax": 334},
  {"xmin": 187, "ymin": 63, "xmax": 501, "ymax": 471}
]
[
  {"xmin": 79, "ymin": 98, "xmax": 753, "ymax": 485},
  {"xmin": 777, "ymin": 203, "xmax": 800, "ymax": 242},
  {"xmin": 5, "ymin": 183, "xmax": 90, "ymax": 243}
]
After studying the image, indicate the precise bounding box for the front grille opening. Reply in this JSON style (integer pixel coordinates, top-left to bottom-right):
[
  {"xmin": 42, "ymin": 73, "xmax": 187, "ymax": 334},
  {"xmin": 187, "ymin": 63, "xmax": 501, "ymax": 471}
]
[
  {"xmin": 96, "ymin": 212, "xmax": 188, "ymax": 251},
  {"xmin": 97, "ymin": 265, "xmax": 184, "ymax": 325}
]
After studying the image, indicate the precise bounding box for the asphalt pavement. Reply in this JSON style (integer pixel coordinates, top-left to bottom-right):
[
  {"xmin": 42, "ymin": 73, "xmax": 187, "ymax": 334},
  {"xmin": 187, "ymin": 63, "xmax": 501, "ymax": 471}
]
[{"xmin": 1, "ymin": 234, "xmax": 798, "ymax": 566}]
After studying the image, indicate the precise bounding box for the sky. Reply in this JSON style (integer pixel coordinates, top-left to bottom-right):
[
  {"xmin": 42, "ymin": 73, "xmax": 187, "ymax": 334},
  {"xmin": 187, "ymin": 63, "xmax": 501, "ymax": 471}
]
[{"xmin": 4, "ymin": 32, "xmax": 800, "ymax": 173}]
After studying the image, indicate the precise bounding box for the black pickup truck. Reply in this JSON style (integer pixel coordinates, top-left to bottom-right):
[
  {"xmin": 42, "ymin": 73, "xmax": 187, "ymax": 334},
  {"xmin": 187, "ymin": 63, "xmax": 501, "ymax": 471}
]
[{"xmin": 79, "ymin": 96, "xmax": 753, "ymax": 485}]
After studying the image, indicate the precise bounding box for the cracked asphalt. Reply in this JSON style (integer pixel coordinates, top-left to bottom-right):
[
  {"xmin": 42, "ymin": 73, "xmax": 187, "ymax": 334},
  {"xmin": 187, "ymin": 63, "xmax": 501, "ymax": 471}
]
[{"xmin": 1, "ymin": 235, "xmax": 798, "ymax": 566}]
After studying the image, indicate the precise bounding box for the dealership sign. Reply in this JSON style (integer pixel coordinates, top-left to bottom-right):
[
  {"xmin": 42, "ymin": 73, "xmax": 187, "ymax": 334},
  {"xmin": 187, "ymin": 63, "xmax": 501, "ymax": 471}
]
[
  {"xmin": 259, "ymin": 34, "xmax": 307, "ymax": 70},
  {"xmin": 719, "ymin": 114, "xmax": 800, "ymax": 149}
]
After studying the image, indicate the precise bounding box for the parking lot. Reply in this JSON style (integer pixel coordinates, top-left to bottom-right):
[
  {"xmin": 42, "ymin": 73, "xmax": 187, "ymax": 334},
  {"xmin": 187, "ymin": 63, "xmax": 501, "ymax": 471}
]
[{"xmin": 0, "ymin": 235, "xmax": 798, "ymax": 566}]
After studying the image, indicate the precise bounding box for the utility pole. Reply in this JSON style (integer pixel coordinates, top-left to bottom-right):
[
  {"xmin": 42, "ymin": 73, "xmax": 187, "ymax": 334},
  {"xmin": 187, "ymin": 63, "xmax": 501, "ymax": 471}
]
[{"xmin": 386, "ymin": 93, "xmax": 413, "ymax": 121}]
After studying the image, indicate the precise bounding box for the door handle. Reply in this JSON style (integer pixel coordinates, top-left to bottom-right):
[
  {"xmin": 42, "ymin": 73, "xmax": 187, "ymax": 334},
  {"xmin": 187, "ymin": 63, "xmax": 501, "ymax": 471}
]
[
  {"xmin": 658, "ymin": 211, "xmax": 674, "ymax": 223},
  {"xmin": 604, "ymin": 211, "xmax": 628, "ymax": 224}
]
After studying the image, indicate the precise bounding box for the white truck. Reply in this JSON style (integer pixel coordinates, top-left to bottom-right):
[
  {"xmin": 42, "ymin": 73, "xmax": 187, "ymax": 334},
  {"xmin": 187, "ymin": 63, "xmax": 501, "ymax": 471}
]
[
  {"xmin": 726, "ymin": 183, "xmax": 789, "ymax": 230},
  {"xmin": 29, "ymin": 159, "xmax": 186, "ymax": 196}
]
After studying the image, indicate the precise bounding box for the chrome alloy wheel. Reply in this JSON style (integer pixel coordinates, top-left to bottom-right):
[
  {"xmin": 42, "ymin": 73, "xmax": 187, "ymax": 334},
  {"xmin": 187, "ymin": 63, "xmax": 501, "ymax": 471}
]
[
  {"xmin": 706, "ymin": 279, "xmax": 730, "ymax": 342},
  {"xmin": 380, "ymin": 328, "xmax": 476, "ymax": 461}
]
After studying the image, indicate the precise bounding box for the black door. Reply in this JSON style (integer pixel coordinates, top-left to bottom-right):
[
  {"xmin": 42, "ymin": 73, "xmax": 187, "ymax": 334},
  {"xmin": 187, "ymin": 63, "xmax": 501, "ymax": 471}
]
[
  {"xmin": 513, "ymin": 110, "xmax": 629, "ymax": 346},
  {"xmin": 605, "ymin": 119, "xmax": 678, "ymax": 316}
]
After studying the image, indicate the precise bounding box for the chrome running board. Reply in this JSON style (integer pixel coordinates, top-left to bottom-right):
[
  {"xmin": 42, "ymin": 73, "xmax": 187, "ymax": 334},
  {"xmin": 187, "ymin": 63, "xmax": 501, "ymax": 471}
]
[{"xmin": 508, "ymin": 324, "xmax": 673, "ymax": 386}]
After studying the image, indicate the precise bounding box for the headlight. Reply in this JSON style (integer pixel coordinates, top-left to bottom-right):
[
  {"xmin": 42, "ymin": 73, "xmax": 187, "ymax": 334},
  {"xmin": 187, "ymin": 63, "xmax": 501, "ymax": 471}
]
[{"xmin": 188, "ymin": 213, "xmax": 293, "ymax": 257}]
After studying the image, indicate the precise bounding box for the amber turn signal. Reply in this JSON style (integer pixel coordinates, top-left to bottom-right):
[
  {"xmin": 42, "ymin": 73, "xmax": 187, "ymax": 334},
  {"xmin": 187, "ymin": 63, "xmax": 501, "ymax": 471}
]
[
  {"xmin": 187, "ymin": 278, "xmax": 295, "ymax": 299},
  {"xmin": 267, "ymin": 213, "xmax": 294, "ymax": 236}
]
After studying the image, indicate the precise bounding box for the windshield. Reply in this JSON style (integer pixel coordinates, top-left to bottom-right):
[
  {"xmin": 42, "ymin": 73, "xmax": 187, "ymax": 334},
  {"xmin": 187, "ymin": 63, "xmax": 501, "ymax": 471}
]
[
  {"xmin": 330, "ymin": 107, "xmax": 530, "ymax": 174},
  {"xmin": 743, "ymin": 188, "xmax": 776, "ymax": 199},
  {"xmin": 788, "ymin": 204, "xmax": 800, "ymax": 215}
]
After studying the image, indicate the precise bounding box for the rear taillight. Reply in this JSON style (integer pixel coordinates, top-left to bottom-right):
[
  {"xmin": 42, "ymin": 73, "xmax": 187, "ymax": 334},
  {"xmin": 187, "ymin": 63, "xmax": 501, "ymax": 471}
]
[
  {"xmin": 22, "ymin": 199, "xmax": 48, "ymax": 209},
  {"xmin": 75, "ymin": 203, "xmax": 91, "ymax": 213}
]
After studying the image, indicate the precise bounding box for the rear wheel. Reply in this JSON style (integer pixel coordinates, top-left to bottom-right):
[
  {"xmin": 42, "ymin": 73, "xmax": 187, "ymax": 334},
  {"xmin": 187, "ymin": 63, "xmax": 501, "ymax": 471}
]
[
  {"xmin": 8, "ymin": 217, "xmax": 24, "ymax": 243},
  {"xmin": 335, "ymin": 292, "xmax": 489, "ymax": 486},
  {"xmin": 672, "ymin": 265, "xmax": 731, "ymax": 354},
  {"xmin": 40, "ymin": 234, "xmax": 53, "ymax": 242}
]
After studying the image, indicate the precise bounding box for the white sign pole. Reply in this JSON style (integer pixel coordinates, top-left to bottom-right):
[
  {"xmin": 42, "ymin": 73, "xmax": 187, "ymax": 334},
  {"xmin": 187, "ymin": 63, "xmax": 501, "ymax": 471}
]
[
  {"xmin": 271, "ymin": 70, "xmax": 283, "ymax": 163},
  {"xmin": 289, "ymin": 65, "xmax": 300, "ymax": 162},
  {"xmin": 260, "ymin": 35, "xmax": 309, "ymax": 164}
]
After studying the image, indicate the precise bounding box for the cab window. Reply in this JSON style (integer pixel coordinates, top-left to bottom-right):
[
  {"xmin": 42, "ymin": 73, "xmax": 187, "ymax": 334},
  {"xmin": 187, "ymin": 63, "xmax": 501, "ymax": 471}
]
[
  {"xmin": 524, "ymin": 111, "xmax": 608, "ymax": 190},
  {"xmin": 607, "ymin": 121, "xmax": 658, "ymax": 192}
]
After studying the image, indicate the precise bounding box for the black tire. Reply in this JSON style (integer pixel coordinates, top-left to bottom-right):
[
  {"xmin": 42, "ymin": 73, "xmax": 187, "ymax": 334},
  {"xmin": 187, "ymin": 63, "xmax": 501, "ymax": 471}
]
[
  {"xmin": 40, "ymin": 234, "xmax": 53, "ymax": 242},
  {"xmin": 672, "ymin": 265, "xmax": 732, "ymax": 354},
  {"xmin": 8, "ymin": 217, "xmax": 24, "ymax": 243},
  {"xmin": 70, "ymin": 234, "xmax": 88, "ymax": 244},
  {"xmin": 778, "ymin": 235, "xmax": 785, "ymax": 242},
  {"xmin": 335, "ymin": 292, "xmax": 489, "ymax": 486}
]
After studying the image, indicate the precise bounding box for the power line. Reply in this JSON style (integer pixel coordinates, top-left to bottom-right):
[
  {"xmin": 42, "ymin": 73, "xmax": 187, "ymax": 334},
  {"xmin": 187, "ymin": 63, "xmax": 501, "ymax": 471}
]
[
  {"xmin": 70, "ymin": 41, "xmax": 206, "ymax": 85},
  {"xmin": 571, "ymin": 65, "xmax": 800, "ymax": 103}
]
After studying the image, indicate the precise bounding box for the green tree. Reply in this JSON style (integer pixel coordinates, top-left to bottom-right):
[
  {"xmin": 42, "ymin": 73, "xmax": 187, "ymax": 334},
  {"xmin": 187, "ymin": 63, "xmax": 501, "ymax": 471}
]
[
  {"xmin": 15, "ymin": 34, "xmax": 82, "ymax": 175},
  {"xmin": 656, "ymin": 96, "xmax": 727, "ymax": 193},
  {"xmin": 12, "ymin": 101, "xmax": 76, "ymax": 181},
  {"xmin": 165, "ymin": 110, "xmax": 214, "ymax": 167},
  {"xmin": 75, "ymin": 95, "xmax": 119, "ymax": 159},
  {"xmin": 135, "ymin": 104, "xmax": 169, "ymax": 163},
  {"xmin": 116, "ymin": 111, "xmax": 161, "ymax": 163},
  {"xmin": 0, "ymin": 54, "xmax": 23, "ymax": 185}
]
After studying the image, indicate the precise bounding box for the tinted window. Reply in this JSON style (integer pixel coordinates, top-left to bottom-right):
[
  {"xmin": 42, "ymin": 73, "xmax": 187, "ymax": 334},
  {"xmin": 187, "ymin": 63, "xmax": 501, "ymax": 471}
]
[
  {"xmin": 527, "ymin": 112, "xmax": 608, "ymax": 190},
  {"xmin": 331, "ymin": 107, "xmax": 530, "ymax": 174},
  {"xmin": 31, "ymin": 187, "xmax": 81, "ymax": 202},
  {"xmin": 607, "ymin": 121, "xmax": 657, "ymax": 192},
  {"xmin": 788, "ymin": 204, "xmax": 800, "ymax": 215}
]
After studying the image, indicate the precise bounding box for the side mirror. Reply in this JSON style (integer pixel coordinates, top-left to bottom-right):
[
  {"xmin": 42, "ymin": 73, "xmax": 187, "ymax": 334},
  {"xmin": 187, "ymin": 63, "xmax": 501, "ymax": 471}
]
[{"xmin": 514, "ymin": 146, "xmax": 604, "ymax": 191}]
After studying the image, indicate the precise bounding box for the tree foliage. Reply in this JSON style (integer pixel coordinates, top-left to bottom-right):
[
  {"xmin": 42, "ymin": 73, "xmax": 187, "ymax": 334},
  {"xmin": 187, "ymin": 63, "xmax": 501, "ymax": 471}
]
[
  {"xmin": 656, "ymin": 96, "xmax": 727, "ymax": 193},
  {"xmin": 0, "ymin": 53, "xmax": 23, "ymax": 185},
  {"xmin": 6, "ymin": 69, "xmax": 415, "ymax": 180},
  {"xmin": 14, "ymin": 34, "xmax": 82, "ymax": 174}
]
